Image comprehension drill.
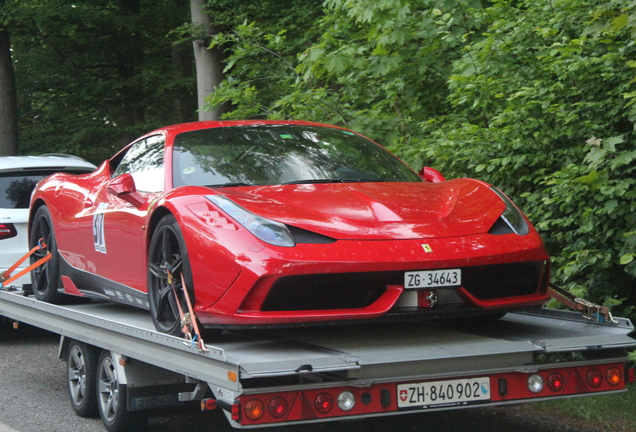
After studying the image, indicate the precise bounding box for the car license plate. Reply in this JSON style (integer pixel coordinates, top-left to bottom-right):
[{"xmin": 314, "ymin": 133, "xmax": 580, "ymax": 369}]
[
  {"xmin": 404, "ymin": 269, "xmax": 461, "ymax": 289},
  {"xmin": 397, "ymin": 377, "xmax": 490, "ymax": 409}
]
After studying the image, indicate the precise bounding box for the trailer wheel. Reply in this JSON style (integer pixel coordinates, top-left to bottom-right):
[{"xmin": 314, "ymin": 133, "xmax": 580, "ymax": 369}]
[
  {"xmin": 30, "ymin": 206, "xmax": 64, "ymax": 303},
  {"xmin": 97, "ymin": 351, "xmax": 149, "ymax": 432},
  {"xmin": 67, "ymin": 341, "xmax": 99, "ymax": 417},
  {"xmin": 147, "ymin": 215, "xmax": 194, "ymax": 336}
]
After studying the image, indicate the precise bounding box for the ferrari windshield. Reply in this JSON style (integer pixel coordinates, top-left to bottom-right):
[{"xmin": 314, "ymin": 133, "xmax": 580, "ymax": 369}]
[{"xmin": 171, "ymin": 124, "xmax": 422, "ymax": 188}]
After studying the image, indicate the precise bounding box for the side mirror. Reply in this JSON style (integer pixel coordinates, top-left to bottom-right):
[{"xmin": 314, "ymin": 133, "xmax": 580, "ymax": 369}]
[
  {"xmin": 106, "ymin": 174, "xmax": 147, "ymax": 208},
  {"xmin": 419, "ymin": 166, "xmax": 446, "ymax": 183}
]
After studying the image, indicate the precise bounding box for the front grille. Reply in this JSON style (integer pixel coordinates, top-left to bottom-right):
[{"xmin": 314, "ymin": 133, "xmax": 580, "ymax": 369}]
[
  {"xmin": 260, "ymin": 261, "xmax": 544, "ymax": 312},
  {"xmin": 462, "ymin": 261, "xmax": 543, "ymax": 300},
  {"xmin": 261, "ymin": 273, "xmax": 395, "ymax": 311}
]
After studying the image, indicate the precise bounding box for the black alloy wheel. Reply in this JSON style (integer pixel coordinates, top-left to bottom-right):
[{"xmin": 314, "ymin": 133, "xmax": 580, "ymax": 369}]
[
  {"xmin": 147, "ymin": 215, "xmax": 193, "ymax": 336},
  {"xmin": 29, "ymin": 205, "xmax": 64, "ymax": 303}
]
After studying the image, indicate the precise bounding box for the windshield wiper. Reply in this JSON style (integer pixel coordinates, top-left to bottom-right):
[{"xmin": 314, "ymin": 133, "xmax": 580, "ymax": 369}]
[
  {"xmin": 341, "ymin": 178, "xmax": 378, "ymax": 183},
  {"xmin": 282, "ymin": 179, "xmax": 343, "ymax": 185},
  {"xmin": 282, "ymin": 178, "xmax": 378, "ymax": 185},
  {"xmin": 205, "ymin": 182, "xmax": 254, "ymax": 188}
]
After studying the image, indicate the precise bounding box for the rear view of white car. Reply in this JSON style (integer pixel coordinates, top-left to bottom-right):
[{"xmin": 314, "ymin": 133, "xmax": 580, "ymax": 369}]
[{"xmin": 0, "ymin": 155, "xmax": 96, "ymax": 289}]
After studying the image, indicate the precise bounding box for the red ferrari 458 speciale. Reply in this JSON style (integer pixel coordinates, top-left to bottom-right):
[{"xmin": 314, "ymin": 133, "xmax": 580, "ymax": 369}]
[{"xmin": 29, "ymin": 121, "xmax": 550, "ymax": 335}]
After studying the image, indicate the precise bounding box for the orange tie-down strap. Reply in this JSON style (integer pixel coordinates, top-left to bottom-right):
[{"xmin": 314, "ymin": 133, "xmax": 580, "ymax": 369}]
[
  {"xmin": 548, "ymin": 283, "xmax": 616, "ymax": 324},
  {"xmin": 0, "ymin": 240, "xmax": 51, "ymax": 288}
]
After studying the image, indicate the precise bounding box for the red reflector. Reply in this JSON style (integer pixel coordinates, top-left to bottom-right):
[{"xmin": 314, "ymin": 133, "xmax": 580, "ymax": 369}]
[
  {"xmin": 547, "ymin": 372, "xmax": 564, "ymax": 391},
  {"xmin": 0, "ymin": 223, "xmax": 17, "ymax": 240},
  {"xmin": 587, "ymin": 369, "xmax": 603, "ymax": 388},
  {"xmin": 268, "ymin": 397, "xmax": 288, "ymax": 418},
  {"xmin": 314, "ymin": 393, "xmax": 334, "ymax": 413},
  {"xmin": 231, "ymin": 403, "xmax": 240, "ymax": 421}
]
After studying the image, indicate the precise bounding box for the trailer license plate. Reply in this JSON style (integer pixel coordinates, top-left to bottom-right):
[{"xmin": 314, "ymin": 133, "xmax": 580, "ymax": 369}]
[
  {"xmin": 397, "ymin": 377, "xmax": 490, "ymax": 409},
  {"xmin": 404, "ymin": 269, "xmax": 461, "ymax": 289}
]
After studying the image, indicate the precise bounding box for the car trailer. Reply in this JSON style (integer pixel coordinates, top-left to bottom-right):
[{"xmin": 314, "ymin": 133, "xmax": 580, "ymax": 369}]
[{"xmin": 0, "ymin": 287, "xmax": 635, "ymax": 431}]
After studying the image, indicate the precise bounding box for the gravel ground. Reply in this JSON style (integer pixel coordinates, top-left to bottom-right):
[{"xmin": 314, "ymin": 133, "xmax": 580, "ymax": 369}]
[{"xmin": 0, "ymin": 322, "xmax": 603, "ymax": 432}]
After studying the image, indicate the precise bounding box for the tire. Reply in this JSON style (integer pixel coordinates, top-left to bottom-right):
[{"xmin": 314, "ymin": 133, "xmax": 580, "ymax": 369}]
[
  {"xmin": 29, "ymin": 206, "xmax": 64, "ymax": 303},
  {"xmin": 97, "ymin": 350, "xmax": 149, "ymax": 432},
  {"xmin": 67, "ymin": 340, "xmax": 99, "ymax": 417},
  {"xmin": 147, "ymin": 215, "xmax": 194, "ymax": 336}
]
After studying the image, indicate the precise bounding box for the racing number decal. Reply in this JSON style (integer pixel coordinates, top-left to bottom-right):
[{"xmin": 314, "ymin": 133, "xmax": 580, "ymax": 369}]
[{"xmin": 93, "ymin": 203, "xmax": 108, "ymax": 253}]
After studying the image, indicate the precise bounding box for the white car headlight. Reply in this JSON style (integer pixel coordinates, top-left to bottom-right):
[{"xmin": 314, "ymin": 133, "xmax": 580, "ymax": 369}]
[
  {"xmin": 206, "ymin": 195, "xmax": 295, "ymax": 247},
  {"xmin": 491, "ymin": 188, "xmax": 529, "ymax": 236}
]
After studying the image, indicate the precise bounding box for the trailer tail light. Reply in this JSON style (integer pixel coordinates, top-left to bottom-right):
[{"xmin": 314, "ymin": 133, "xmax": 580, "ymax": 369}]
[
  {"xmin": 547, "ymin": 372, "xmax": 564, "ymax": 392},
  {"xmin": 245, "ymin": 399, "xmax": 264, "ymax": 420},
  {"xmin": 337, "ymin": 391, "xmax": 356, "ymax": 411},
  {"xmin": 606, "ymin": 368, "xmax": 621, "ymax": 386},
  {"xmin": 314, "ymin": 393, "xmax": 333, "ymax": 413},
  {"xmin": 201, "ymin": 398, "xmax": 216, "ymax": 411},
  {"xmin": 586, "ymin": 369, "xmax": 603, "ymax": 388},
  {"xmin": 268, "ymin": 397, "xmax": 288, "ymax": 418},
  {"xmin": 0, "ymin": 223, "xmax": 17, "ymax": 240},
  {"xmin": 235, "ymin": 361, "xmax": 626, "ymax": 426},
  {"xmin": 527, "ymin": 374, "xmax": 544, "ymax": 393}
]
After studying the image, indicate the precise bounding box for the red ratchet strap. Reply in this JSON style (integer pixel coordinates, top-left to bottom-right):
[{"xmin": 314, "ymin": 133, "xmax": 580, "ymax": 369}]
[{"xmin": 1, "ymin": 239, "xmax": 51, "ymax": 288}]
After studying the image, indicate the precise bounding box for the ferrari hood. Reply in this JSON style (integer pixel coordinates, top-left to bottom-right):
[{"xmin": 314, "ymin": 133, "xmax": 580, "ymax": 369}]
[{"xmin": 215, "ymin": 179, "xmax": 506, "ymax": 240}]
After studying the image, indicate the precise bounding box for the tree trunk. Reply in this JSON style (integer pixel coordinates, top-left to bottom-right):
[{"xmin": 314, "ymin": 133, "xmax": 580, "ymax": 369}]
[
  {"xmin": 0, "ymin": 25, "xmax": 19, "ymax": 156},
  {"xmin": 190, "ymin": 0, "xmax": 225, "ymax": 121}
]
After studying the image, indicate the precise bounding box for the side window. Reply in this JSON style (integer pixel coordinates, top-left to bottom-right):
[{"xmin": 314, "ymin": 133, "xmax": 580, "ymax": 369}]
[{"xmin": 112, "ymin": 135, "xmax": 165, "ymax": 193}]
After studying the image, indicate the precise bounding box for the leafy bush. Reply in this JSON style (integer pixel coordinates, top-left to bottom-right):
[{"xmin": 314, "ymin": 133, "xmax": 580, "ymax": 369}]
[
  {"xmin": 407, "ymin": 0, "xmax": 636, "ymax": 316},
  {"xmin": 209, "ymin": 0, "xmax": 636, "ymax": 317}
]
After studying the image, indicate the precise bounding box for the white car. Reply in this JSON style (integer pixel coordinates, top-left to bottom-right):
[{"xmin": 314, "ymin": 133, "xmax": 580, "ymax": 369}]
[{"xmin": 0, "ymin": 155, "xmax": 96, "ymax": 288}]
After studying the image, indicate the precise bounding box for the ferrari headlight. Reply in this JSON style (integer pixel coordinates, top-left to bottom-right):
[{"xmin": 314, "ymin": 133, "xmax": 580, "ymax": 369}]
[
  {"xmin": 491, "ymin": 188, "xmax": 529, "ymax": 236},
  {"xmin": 206, "ymin": 195, "xmax": 295, "ymax": 247}
]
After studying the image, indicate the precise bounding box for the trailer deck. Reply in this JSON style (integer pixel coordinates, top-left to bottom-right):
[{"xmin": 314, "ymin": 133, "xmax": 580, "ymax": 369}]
[{"xmin": 1, "ymin": 288, "xmax": 634, "ymax": 430}]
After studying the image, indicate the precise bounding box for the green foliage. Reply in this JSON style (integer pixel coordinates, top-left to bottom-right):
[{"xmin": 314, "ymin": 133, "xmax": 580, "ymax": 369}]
[
  {"xmin": 210, "ymin": 0, "xmax": 486, "ymax": 144},
  {"xmin": 412, "ymin": 0, "xmax": 636, "ymax": 316},
  {"xmin": 211, "ymin": 0, "xmax": 636, "ymax": 317},
  {"xmin": 7, "ymin": 0, "xmax": 196, "ymax": 162},
  {"xmin": 202, "ymin": 0, "xmax": 324, "ymax": 120}
]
